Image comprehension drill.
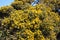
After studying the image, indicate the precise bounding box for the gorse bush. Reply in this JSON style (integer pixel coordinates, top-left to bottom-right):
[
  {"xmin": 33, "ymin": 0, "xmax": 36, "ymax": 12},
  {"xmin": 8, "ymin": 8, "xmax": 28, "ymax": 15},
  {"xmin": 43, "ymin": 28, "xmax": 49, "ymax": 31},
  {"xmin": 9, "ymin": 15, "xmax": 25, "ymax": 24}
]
[
  {"xmin": 40, "ymin": 0, "xmax": 60, "ymax": 15},
  {"xmin": 0, "ymin": 6, "xmax": 15, "ymax": 19},
  {"xmin": 0, "ymin": 0, "xmax": 60, "ymax": 40}
]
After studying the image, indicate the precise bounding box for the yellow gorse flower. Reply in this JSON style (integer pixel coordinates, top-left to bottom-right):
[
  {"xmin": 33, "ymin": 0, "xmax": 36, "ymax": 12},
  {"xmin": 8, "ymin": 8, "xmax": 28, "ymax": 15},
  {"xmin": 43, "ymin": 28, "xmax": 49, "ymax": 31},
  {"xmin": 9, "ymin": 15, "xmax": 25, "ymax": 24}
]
[{"xmin": 0, "ymin": 0, "xmax": 60, "ymax": 40}]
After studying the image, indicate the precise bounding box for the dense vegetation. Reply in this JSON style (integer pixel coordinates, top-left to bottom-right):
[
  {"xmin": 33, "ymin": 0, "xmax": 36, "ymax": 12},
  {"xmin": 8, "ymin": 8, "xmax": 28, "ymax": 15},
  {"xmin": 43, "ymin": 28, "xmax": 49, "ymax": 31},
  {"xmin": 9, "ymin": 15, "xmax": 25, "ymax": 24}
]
[{"xmin": 0, "ymin": 0, "xmax": 60, "ymax": 40}]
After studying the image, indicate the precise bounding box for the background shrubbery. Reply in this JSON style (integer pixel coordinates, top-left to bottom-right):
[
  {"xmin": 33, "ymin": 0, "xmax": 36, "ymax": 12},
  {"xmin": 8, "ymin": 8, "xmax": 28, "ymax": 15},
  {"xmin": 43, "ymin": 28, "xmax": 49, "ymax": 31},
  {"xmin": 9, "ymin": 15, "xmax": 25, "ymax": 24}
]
[{"xmin": 0, "ymin": 0, "xmax": 60, "ymax": 40}]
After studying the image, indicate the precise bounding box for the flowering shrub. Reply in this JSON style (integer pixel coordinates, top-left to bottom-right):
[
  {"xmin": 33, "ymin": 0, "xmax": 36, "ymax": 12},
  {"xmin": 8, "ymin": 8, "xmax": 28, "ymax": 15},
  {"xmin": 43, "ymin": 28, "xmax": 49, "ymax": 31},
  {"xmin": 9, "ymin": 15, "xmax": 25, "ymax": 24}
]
[
  {"xmin": 40, "ymin": 0, "xmax": 60, "ymax": 15},
  {"xmin": 0, "ymin": 0, "xmax": 60, "ymax": 40}
]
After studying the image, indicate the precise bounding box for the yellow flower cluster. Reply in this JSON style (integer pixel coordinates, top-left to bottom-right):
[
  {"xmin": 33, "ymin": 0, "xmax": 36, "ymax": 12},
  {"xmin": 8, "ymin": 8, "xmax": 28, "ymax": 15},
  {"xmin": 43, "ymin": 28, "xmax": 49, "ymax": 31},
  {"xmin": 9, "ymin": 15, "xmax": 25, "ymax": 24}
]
[{"xmin": 0, "ymin": 0, "xmax": 60, "ymax": 40}]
